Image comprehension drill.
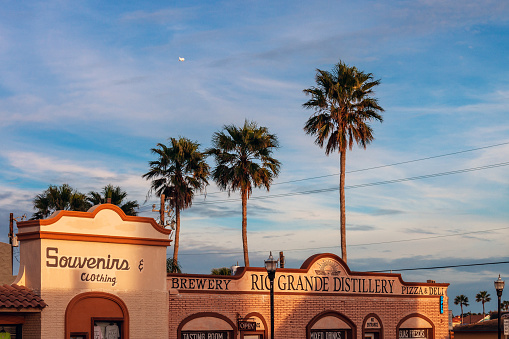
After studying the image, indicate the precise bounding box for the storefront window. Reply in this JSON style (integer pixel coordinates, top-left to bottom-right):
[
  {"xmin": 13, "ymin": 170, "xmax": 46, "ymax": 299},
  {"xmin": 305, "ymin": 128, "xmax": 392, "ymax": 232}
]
[
  {"xmin": 307, "ymin": 311, "xmax": 354, "ymax": 339},
  {"xmin": 239, "ymin": 314, "xmax": 266, "ymax": 339},
  {"xmin": 363, "ymin": 314, "xmax": 382, "ymax": 339},
  {"xmin": 397, "ymin": 314, "xmax": 433, "ymax": 339},
  {"xmin": 0, "ymin": 325, "xmax": 20, "ymax": 339},
  {"xmin": 93, "ymin": 320, "xmax": 122, "ymax": 339},
  {"xmin": 178, "ymin": 313, "xmax": 236, "ymax": 339}
]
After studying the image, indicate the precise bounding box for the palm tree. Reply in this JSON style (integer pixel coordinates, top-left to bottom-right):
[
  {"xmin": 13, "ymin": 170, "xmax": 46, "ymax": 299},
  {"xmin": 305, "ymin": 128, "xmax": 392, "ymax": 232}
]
[
  {"xmin": 31, "ymin": 184, "xmax": 90, "ymax": 219},
  {"xmin": 143, "ymin": 137, "xmax": 209, "ymax": 272},
  {"xmin": 475, "ymin": 291, "xmax": 491, "ymax": 319},
  {"xmin": 303, "ymin": 60, "xmax": 384, "ymax": 263},
  {"xmin": 87, "ymin": 184, "xmax": 139, "ymax": 216},
  {"xmin": 166, "ymin": 257, "xmax": 182, "ymax": 273},
  {"xmin": 454, "ymin": 295, "xmax": 469, "ymax": 325},
  {"xmin": 211, "ymin": 267, "xmax": 232, "ymax": 275},
  {"xmin": 208, "ymin": 120, "xmax": 281, "ymax": 267}
]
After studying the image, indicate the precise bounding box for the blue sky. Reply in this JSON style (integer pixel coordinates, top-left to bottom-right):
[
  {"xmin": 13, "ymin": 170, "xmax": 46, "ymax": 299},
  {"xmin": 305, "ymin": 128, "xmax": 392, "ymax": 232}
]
[{"xmin": 1, "ymin": 0, "xmax": 508, "ymax": 315}]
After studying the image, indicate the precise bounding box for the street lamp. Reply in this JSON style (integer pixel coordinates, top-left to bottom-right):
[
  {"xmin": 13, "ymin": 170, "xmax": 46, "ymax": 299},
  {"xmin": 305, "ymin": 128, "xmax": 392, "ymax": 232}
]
[
  {"xmin": 494, "ymin": 275, "xmax": 505, "ymax": 339},
  {"xmin": 265, "ymin": 252, "xmax": 278, "ymax": 339}
]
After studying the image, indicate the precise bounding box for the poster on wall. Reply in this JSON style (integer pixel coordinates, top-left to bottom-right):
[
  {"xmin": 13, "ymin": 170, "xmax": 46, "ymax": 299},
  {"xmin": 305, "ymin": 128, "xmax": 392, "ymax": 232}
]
[{"xmin": 310, "ymin": 329, "xmax": 346, "ymax": 339}]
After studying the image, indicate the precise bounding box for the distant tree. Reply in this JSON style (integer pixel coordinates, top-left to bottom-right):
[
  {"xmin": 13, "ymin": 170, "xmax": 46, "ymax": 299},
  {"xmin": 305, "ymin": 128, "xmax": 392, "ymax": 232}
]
[
  {"xmin": 502, "ymin": 300, "xmax": 509, "ymax": 312},
  {"xmin": 143, "ymin": 137, "xmax": 209, "ymax": 272},
  {"xmin": 454, "ymin": 295, "xmax": 469, "ymax": 325},
  {"xmin": 475, "ymin": 291, "xmax": 491, "ymax": 319},
  {"xmin": 208, "ymin": 120, "xmax": 281, "ymax": 267},
  {"xmin": 166, "ymin": 257, "xmax": 182, "ymax": 274},
  {"xmin": 303, "ymin": 60, "xmax": 384, "ymax": 263},
  {"xmin": 31, "ymin": 184, "xmax": 90, "ymax": 220},
  {"xmin": 87, "ymin": 184, "xmax": 139, "ymax": 216},
  {"xmin": 211, "ymin": 267, "xmax": 232, "ymax": 275}
]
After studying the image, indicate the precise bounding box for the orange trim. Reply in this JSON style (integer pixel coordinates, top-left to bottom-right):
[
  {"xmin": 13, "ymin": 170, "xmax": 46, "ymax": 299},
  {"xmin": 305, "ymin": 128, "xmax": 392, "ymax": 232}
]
[
  {"xmin": 0, "ymin": 314, "xmax": 25, "ymax": 324},
  {"xmin": 173, "ymin": 288, "xmax": 442, "ymax": 298},
  {"xmin": 17, "ymin": 204, "xmax": 172, "ymax": 235},
  {"xmin": 17, "ymin": 231, "xmax": 172, "ymax": 246}
]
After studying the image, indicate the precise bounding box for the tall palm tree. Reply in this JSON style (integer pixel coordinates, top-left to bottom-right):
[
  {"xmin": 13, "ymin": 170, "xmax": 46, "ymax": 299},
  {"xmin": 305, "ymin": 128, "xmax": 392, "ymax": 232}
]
[
  {"xmin": 208, "ymin": 120, "xmax": 281, "ymax": 267},
  {"xmin": 454, "ymin": 295, "xmax": 469, "ymax": 325},
  {"xmin": 475, "ymin": 291, "xmax": 491, "ymax": 319},
  {"xmin": 87, "ymin": 184, "xmax": 139, "ymax": 216},
  {"xmin": 31, "ymin": 184, "xmax": 90, "ymax": 220},
  {"xmin": 303, "ymin": 60, "xmax": 384, "ymax": 263},
  {"xmin": 142, "ymin": 137, "xmax": 209, "ymax": 272}
]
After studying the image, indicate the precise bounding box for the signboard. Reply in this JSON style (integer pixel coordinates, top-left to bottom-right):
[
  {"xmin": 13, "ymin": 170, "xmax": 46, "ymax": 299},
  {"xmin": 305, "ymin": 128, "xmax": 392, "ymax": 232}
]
[
  {"xmin": 310, "ymin": 329, "xmax": 345, "ymax": 339},
  {"xmin": 504, "ymin": 318, "xmax": 508, "ymax": 336},
  {"xmin": 365, "ymin": 317, "xmax": 380, "ymax": 329},
  {"xmin": 45, "ymin": 246, "xmax": 143, "ymax": 288},
  {"xmin": 238, "ymin": 321, "xmax": 256, "ymax": 331},
  {"xmin": 181, "ymin": 331, "xmax": 228, "ymax": 339},
  {"xmin": 398, "ymin": 329, "xmax": 428, "ymax": 338},
  {"xmin": 169, "ymin": 256, "xmax": 448, "ymax": 297}
]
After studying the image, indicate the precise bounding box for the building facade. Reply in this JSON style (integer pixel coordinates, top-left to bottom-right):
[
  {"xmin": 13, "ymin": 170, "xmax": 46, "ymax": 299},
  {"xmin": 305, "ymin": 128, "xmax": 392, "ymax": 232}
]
[
  {"xmin": 12, "ymin": 204, "xmax": 172, "ymax": 339},
  {"xmin": 1, "ymin": 204, "xmax": 450, "ymax": 339},
  {"xmin": 169, "ymin": 253, "xmax": 450, "ymax": 339}
]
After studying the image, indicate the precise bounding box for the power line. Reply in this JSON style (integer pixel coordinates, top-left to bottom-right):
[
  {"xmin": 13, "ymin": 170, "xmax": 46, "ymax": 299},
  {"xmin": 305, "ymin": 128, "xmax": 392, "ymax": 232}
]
[
  {"xmin": 371, "ymin": 261, "xmax": 509, "ymax": 273},
  {"xmin": 185, "ymin": 141, "xmax": 509, "ymax": 198},
  {"xmin": 176, "ymin": 226, "xmax": 509, "ymax": 256},
  {"xmin": 138, "ymin": 142, "xmax": 509, "ymax": 205},
  {"xmin": 190, "ymin": 162, "xmax": 509, "ymax": 205}
]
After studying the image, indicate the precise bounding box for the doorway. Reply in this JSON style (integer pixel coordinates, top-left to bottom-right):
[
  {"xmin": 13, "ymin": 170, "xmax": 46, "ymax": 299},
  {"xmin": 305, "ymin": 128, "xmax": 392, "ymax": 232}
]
[{"xmin": 65, "ymin": 292, "xmax": 129, "ymax": 339}]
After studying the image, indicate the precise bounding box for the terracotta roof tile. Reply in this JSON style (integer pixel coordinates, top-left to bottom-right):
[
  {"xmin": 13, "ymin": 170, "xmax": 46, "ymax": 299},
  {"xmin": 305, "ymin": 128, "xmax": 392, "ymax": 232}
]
[
  {"xmin": 0, "ymin": 284, "xmax": 47, "ymax": 310},
  {"xmin": 453, "ymin": 319, "xmax": 498, "ymax": 332}
]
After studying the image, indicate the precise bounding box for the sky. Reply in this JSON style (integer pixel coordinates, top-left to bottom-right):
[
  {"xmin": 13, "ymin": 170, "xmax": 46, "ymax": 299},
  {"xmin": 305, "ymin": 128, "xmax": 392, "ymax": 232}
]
[{"xmin": 0, "ymin": 0, "xmax": 508, "ymax": 316}]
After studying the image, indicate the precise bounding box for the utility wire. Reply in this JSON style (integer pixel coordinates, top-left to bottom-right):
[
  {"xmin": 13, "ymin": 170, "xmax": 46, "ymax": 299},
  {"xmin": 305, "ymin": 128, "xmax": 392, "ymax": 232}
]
[
  {"xmin": 192, "ymin": 141, "xmax": 509, "ymax": 197},
  {"xmin": 176, "ymin": 226, "xmax": 509, "ymax": 256},
  {"xmin": 190, "ymin": 162, "xmax": 509, "ymax": 205},
  {"xmin": 371, "ymin": 261, "xmax": 509, "ymax": 273},
  {"xmin": 139, "ymin": 142, "xmax": 509, "ymax": 206}
]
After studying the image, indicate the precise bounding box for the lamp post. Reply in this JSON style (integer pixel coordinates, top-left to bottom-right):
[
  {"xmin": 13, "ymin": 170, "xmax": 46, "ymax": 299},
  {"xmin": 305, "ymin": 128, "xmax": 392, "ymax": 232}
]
[
  {"xmin": 265, "ymin": 252, "xmax": 278, "ymax": 339},
  {"xmin": 494, "ymin": 275, "xmax": 505, "ymax": 339}
]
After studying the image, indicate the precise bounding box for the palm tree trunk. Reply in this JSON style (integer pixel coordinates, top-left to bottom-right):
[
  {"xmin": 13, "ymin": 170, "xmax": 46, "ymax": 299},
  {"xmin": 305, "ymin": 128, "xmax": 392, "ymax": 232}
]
[
  {"xmin": 461, "ymin": 304, "xmax": 463, "ymax": 324},
  {"xmin": 340, "ymin": 149, "xmax": 347, "ymax": 263},
  {"xmin": 172, "ymin": 207, "xmax": 181, "ymax": 272},
  {"xmin": 242, "ymin": 186, "xmax": 250, "ymax": 267}
]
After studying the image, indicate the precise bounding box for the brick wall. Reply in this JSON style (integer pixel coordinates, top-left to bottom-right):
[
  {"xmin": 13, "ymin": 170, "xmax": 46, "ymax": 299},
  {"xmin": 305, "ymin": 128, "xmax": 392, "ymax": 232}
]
[
  {"xmin": 39, "ymin": 288, "xmax": 168, "ymax": 338},
  {"xmin": 169, "ymin": 292, "xmax": 450, "ymax": 339},
  {"xmin": 22, "ymin": 313, "xmax": 41, "ymax": 339}
]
